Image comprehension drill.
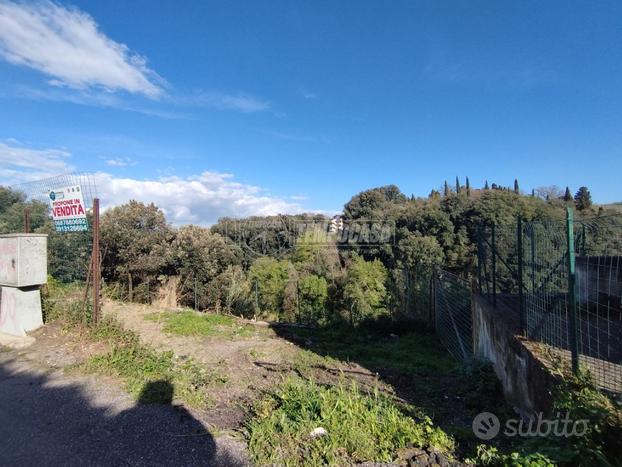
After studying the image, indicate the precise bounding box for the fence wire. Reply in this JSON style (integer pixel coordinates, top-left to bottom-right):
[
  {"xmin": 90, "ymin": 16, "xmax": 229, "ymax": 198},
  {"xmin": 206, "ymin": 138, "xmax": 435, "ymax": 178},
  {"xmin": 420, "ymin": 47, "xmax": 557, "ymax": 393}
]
[
  {"xmin": 478, "ymin": 213, "xmax": 622, "ymax": 394},
  {"xmin": 434, "ymin": 270, "xmax": 472, "ymax": 361},
  {"xmin": 11, "ymin": 172, "xmax": 99, "ymax": 208}
]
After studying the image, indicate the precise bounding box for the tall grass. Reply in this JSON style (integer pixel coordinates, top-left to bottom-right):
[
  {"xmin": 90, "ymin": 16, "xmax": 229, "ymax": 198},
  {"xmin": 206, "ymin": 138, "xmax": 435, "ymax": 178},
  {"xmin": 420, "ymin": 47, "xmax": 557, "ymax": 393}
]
[{"xmin": 247, "ymin": 378, "xmax": 454, "ymax": 465}]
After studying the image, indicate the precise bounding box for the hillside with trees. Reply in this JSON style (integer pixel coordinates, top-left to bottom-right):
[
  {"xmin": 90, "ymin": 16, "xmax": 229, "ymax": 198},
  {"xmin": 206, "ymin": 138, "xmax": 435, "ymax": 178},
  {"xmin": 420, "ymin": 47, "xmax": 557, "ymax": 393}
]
[{"xmin": 0, "ymin": 181, "xmax": 615, "ymax": 328}]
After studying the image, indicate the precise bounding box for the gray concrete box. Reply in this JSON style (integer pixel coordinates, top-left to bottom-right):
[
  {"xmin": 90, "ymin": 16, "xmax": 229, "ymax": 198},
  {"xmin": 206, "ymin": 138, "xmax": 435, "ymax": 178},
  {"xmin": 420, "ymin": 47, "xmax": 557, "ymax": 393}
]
[
  {"xmin": 0, "ymin": 286, "xmax": 43, "ymax": 336},
  {"xmin": 0, "ymin": 234, "xmax": 48, "ymax": 287}
]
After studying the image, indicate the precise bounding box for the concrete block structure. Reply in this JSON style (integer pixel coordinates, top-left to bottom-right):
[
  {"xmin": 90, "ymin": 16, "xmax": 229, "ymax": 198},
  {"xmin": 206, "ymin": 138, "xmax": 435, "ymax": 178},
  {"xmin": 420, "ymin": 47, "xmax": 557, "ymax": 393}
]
[{"xmin": 0, "ymin": 234, "xmax": 47, "ymax": 337}]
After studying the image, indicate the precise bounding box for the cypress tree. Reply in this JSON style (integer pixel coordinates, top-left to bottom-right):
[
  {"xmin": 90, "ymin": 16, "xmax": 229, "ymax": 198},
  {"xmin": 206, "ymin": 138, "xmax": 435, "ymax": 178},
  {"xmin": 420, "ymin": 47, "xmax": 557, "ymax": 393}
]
[
  {"xmin": 484, "ymin": 180, "xmax": 489, "ymax": 190},
  {"xmin": 466, "ymin": 177, "xmax": 471, "ymax": 197},
  {"xmin": 514, "ymin": 179, "xmax": 519, "ymax": 194},
  {"xmin": 564, "ymin": 186, "xmax": 572, "ymax": 201},
  {"xmin": 444, "ymin": 181, "xmax": 449, "ymax": 197},
  {"xmin": 455, "ymin": 176, "xmax": 460, "ymax": 194}
]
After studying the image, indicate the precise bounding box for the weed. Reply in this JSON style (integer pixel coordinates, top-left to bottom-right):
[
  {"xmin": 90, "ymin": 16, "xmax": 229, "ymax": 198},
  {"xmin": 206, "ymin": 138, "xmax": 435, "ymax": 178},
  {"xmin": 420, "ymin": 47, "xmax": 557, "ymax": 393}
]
[
  {"xmin": 247, "ymin": 377, "xmax": 454, "ymax": 466},
  {"xmin": 145, "ymin": 311, "xmax": 254, "ymax": 338}
]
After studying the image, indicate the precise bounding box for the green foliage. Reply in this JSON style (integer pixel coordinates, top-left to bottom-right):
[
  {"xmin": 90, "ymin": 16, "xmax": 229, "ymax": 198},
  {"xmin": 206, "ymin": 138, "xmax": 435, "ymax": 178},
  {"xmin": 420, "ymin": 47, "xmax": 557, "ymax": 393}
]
[
  {"xmin": 298, "ymin": 274, "xmax": 328, "ymax": 325},
  {"xmin": 574, "ymin": 186, "xmax": 593, "ymax": 211},
  {"xmin": 144, "ymin": 310, "xmax": 253, "ymax": 338},
  {"xmin": 467, "ymin": 445, "xmax": 555, "ymax": 466},
  {"xmin": 172, "ymin": 225, "xmax": 240, "ymax": 309},
  {"xmin": 41, "ymin": 276, "xmax": 91, "ymax": 325},
  {"xmin": 249, "ymin": 257, "xmax": 293, "ymax": 319},
  {"xmin": 84, "ymin": 324, "xmax": 221, "ymax": 407},
  {"xmin": 101, "ymin": 200, "xmax": 174, "ymax": 297},
  {"xmin": 209, "ymin": 265, "xmax": 253, "ymax": 316},
  {"xmin": 247, "ymin": 378, "xmax": 454, "ymax": 466},
  {"xmin": 343, "ymin": 254, "xmax": 388, "ymax": 325}
]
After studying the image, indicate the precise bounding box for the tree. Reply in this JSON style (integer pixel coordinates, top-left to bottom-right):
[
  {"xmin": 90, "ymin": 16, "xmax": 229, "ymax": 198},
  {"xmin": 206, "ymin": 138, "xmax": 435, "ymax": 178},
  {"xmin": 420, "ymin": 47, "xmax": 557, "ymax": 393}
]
[
  {"xmin": 466, "ymin": 177, "xmax": 471, "ymax": 198},
  {"xmin": 209, "ymin": 265, "xmax": 252, "ymax": 316},
  {"xmin": 455, "ymin": 176, "xmax": 461, "ymax": 195},
  {"xmin": 484, "ymin": 180, "xmax": 489, "ymax": 190},
  {"xmin": 172, "ymin": 225, "xmax": 239, "ymax": 309},
  {"xmin": 101, "ymin": 201, "xmax": 174, "ymax": 300},
  {"xmin": 343, "ymin": 254, "xmax": 387, "ymax": 325},
  {"xmin": 514, "ymin": 179, "xmax": 519, "ymax": 194},
  {"xmin": 443, "ymin": 181, "xmax": 450, "ymax": 197},
  {"xmin": 298, "ymin": 274, "xmax": 328, "ymax": 325},
  {"xmin": 396, "ymin": 232, "xmax": 444, "ymax": 277},
  {"xmin": 564, "ymin": 187, "xmax": 573, "ymax": 202},
  {"xmin": 574, "ymin": 187, "xmax": 593, "ymax": 211},
  {"xmin": 248, "ymin": 257, "xmax": 293, "ymax": 319}
]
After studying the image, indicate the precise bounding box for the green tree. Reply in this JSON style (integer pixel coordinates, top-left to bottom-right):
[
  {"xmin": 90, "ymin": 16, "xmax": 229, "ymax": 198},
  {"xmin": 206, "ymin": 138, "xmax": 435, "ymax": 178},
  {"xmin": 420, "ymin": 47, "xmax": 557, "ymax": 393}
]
[
  {"xmin": 484, "ymin": 180, "xmax": 489, "ymax": 190},
  {"xmin": 443, "ymin": 181, "xmax": 450, "ymax": 197},
  {"xmin": 298, "ymin": 274, "xmax": 328, "ymax": 325},
  {"xmin": 100, "ymin": 201, "xmax": 174, "ymax": 300},
  {"xmin": 210, "ymin": 265, "xmax": 253, "ymax": 316},
  {"xmin": 574, "ymin": 186, "xmax": 593, "ymax": 211},
  {"xmin": 564, "ymin": 186, "xmax": 573, "ymax": 202},
  {"xmin": 248, "ymin": 257, "xmax": 293, "ymax": 319},
  {"xmin": 172, "ymin": 225, "xmax": 239, "ymax": 309},
  {"xmin": 455, "ymin": 176, "xmax": 460, "ymax": 194},
  {"xmin": 466, "ymin": 177, "xmax": 471, "ymax": 198},
  {"xmin": 514, "ymin": 179, "xmax": 519, "ymax": 194},
  {"xmin": 343, "ymin": 254, "xmax": 388, "ymax": 325}
]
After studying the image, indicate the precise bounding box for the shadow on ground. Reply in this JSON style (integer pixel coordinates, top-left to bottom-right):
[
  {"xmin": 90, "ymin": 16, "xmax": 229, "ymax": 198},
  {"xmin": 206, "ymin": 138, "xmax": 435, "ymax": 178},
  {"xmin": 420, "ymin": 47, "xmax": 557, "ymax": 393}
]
[{"xmin": 0, "ymin": 355, "xmax": 245, "ymax": 466}]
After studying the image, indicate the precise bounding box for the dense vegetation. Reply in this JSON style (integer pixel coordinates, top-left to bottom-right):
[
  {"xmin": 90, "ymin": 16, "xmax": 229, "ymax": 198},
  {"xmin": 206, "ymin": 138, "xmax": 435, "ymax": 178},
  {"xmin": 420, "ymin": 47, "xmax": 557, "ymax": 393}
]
[{"xmin": 0, "ymin": 182, "xmax": 613, "ymax": 328}]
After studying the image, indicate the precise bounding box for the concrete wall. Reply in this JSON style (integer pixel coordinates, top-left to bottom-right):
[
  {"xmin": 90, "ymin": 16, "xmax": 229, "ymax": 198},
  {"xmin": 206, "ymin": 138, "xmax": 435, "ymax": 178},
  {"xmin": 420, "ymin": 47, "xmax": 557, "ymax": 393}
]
[
  {"xmin": 0, "ymin": 234, "xmax": 47, "ymax": 337},
  {"xmin": 0, "ymin": 234, "xmax": 47, "ymax": 287},
  {"xmin": 472, "ymin": 294, "xmax": 556, "ymax": 416}
]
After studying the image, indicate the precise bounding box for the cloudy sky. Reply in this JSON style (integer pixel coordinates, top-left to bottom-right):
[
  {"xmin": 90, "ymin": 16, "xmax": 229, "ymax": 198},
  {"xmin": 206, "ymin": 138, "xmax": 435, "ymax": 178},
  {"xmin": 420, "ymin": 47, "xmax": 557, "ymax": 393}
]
[{"xmin": 1, "ymin": 1, "xmax": 621, "ymax": 224}]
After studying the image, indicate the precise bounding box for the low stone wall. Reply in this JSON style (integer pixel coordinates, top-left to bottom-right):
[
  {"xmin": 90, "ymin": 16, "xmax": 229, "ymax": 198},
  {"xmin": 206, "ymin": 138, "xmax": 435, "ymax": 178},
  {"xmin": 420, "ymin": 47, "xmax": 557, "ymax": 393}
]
[{"xmin": 472, "ymin": 294, "xmax": 557, "ymax": 416}]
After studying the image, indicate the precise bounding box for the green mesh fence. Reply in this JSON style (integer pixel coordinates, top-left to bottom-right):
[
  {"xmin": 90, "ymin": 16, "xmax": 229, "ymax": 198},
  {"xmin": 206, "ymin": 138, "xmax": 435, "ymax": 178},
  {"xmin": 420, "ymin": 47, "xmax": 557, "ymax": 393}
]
[
  {"xmin": 478, "ymin": 212, "xmax": 622, "ymax": 394},
  {"xmin": 433, "ymin": 270, "xmax": 472, "ymax": 361}
]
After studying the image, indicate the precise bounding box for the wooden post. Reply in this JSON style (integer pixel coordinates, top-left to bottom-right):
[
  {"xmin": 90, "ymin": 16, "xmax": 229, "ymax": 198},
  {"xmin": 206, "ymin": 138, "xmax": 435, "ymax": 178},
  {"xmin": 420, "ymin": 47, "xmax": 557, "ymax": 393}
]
[
  {"xmin": 92, "ymin": 198, "xmax": 100, "ymax": 324},
  {"xmin": 23, "ymin": 208, "xmax": 31, "ymax": 233}
]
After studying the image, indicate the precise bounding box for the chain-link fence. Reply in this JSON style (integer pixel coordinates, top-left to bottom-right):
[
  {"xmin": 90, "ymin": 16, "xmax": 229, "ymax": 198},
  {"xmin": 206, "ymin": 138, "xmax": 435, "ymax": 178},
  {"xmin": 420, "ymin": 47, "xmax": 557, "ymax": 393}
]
[
  {"xmin": 477, "ymin": 211, "xmax": 622, "ymax": 394},
  {"xmin": 433, "ymin": 269, "xmax": 472, "ymax": 361}
]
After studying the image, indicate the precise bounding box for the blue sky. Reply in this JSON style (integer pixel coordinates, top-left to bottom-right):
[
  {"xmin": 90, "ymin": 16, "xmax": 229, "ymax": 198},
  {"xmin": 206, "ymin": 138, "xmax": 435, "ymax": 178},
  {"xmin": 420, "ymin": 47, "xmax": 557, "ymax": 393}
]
[{"xmin": 0, "ymin": 1, "xmax": 621, "ymax": 224}]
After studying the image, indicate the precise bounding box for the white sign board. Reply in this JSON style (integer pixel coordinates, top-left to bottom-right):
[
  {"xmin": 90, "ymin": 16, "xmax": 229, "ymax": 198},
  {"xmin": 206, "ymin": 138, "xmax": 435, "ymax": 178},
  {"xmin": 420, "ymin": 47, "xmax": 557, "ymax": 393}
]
[{"xmin": 49, "ymin": 185, "xmax": 89, "ymax": 232}]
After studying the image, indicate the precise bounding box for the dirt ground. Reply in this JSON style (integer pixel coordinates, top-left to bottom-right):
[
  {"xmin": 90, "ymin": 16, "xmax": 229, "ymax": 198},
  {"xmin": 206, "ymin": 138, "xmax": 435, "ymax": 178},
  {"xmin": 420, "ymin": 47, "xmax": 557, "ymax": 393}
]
[
  {"xmin": 0, "ymin": 322, "xmax": 249, "ymax": 466},
  {"xmin": 102, "ymin": 300, "xmax": 387, "ymax": 430}
]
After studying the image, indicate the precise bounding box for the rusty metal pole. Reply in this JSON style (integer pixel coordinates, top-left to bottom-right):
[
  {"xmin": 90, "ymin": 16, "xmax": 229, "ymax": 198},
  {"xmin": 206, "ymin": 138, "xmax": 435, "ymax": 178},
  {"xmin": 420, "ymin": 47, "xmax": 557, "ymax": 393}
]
[
  {"xmin": 92, "ymin": 198, "xmax": 100, "ymax": 324},
  {"xmin": 23, "ymin": 207, "xmax": 31, "ymax": 233}
]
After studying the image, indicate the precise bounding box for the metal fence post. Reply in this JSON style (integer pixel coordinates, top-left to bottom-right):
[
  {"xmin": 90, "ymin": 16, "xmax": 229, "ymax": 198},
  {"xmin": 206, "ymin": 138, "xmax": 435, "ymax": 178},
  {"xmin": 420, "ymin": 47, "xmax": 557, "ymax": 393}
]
[
  {"xmin": 517, "ymin": 217, "xmax": 525, "ymax": 335},
  {"xmin": 566, "ymin": 207, "xmax": 579, "ymax": 374},
  {"xmin": 491, "ymin": 223, "xmax": 497, "ymax": 308},
  {"xmin": 92, "ymin": 198, "xmax": 100, "ymax": 324}
]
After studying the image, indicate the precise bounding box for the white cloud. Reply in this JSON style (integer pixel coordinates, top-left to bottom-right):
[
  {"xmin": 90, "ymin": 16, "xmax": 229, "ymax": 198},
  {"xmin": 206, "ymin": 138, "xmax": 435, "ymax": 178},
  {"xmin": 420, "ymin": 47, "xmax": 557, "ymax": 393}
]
[
  {"xmin": 191, "ymin": 92, "xmax": 271, "ymax": 113},
  {"xmin": 0, "ymin": 141, "xmax": 305, "ymax": 225},
  {"xmin": 0, "ymin": 141, "xmax": 74, "ymax": 183},
  {"xmin": 105, "ymin": 157, "xmax": 136, "ymax": 167},
  {"xmin": 95, "ymin": 171, "xmax": 302, "ymax": 225},
  {"xmin": 0, "ymin": 1, "xmax": 163, "ymax": 97},
  {"xmin": 11, "ymin": 85, "xmax": 185, "ymax": 119}
]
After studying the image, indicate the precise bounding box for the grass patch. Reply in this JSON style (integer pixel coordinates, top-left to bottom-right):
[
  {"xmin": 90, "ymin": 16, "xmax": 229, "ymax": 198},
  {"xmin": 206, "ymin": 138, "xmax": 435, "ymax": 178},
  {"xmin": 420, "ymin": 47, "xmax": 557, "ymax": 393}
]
[
  {"xmin": 82, "ymin": 320, "xmax": 224, "ymax": 408},
  {"xmin": 145, "ymin": 311, "xmax": 254, "ymax": 338},
  {"xmin": 277, "ymin": 325, "xmax": 456, "ymax": 378},
  {"xmin": 247, "ymin": 378, "xmax": 454, "ymax": 466}
]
